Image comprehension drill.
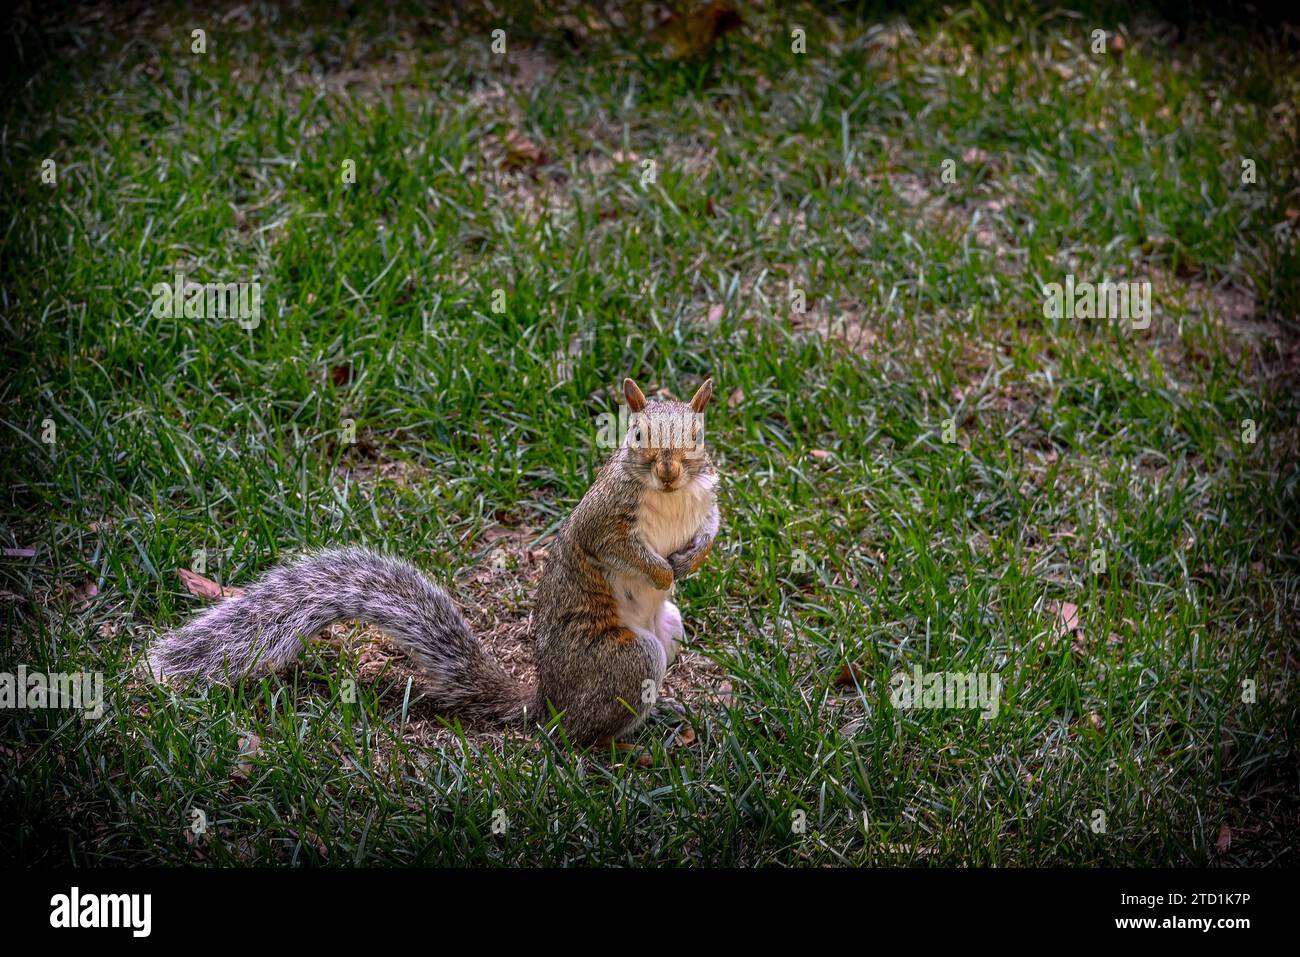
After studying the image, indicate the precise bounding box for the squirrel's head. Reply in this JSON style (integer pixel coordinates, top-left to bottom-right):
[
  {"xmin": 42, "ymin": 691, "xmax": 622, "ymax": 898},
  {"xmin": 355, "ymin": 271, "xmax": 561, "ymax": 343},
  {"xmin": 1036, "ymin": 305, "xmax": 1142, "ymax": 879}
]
[{"xmin": 620, "ymin": 376, "xmax": 714, "ymax": 494}]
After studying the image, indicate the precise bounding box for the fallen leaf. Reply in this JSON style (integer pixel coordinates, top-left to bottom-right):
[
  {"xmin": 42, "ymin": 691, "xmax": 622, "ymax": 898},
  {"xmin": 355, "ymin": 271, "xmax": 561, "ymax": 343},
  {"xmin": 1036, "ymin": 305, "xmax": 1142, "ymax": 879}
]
[
  {"xmin": 651, "ymin": 2, "xmax": 742, "ymax": 60},
  {"xmin": 1051, "ymin": 600, "xmax": 1080, "ymax": 637},
  {"xmin": 178, "ymin": 568, "xmax": 245, "ymax": 601},
  {"xmin": 833, "ymin": 662, "xmax": 863, "ymax": 688},
  {"xmin": 809, "ymin": 449, "xmax": 832, "ymax": 461},
  {"xmin": 1216, "ymin": 824, "xmax": 1231, "ymax": 852},
  {"xmin": 676, "ymin": 726, "xmax": 697, "ymax": 746},
  {"xmin": 299, "ymin": 830, "xmax": 328, "ymax": 860},
  {"xmin": 500, "ymin": 128, "xmax": 545, "ymax": 170},
  {"xmin": 2, "ymin": 547, "xmax": 36, "ymax": 558},
  {"xmin": 231, "ymin": 732, "xmax": 262, "ymax": 784},
  {"xmin": 727, "ymin": 388, "xmax": 744, "ymax": 408},
  {"xmin": 69, "ymin": 580, "xmax": 98, "ymax": 610},
  {"xmin": 705, "ymin": 303, "xmax": 724, "ymax": 324},
  {"xmin": 715, "ymin": 680, "xmax": 736, "ymax": 707},
  {"xmin": 329, "ymin": 364, "xmax": 352, "ymax": 387}
]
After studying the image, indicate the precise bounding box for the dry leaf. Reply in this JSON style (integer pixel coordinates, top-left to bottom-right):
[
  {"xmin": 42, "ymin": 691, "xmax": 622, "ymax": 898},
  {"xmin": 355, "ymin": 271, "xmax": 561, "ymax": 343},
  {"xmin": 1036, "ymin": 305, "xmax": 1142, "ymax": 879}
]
[
  {"xmin": 676, "ymin": 726, "xmax": 697, "ymax": 746},
  {"xmin": 705, "ymin": 303, "xmax": 724, "ymax": 323},
  {"xmin": 69, "ymin": 580, "xmax": 98, "ymax": 610},
  {"xmin": 1216, "ymin": 824, "xmax": 1231, "ymax": 852},
  {"xmin": 651, "ymin": 2, "xmax": 742, "ymax": 60},
  {"xmin": 178, "ymin": 567, "xmax": 245, "ymax": 601},
  {"xmin": 833, "ymin": 662, "xmax": 863, "ymax": 688},
  {"xmin": 501, "ymin": 128, "xmax": 545, "ymax": 170},
  {"xmin": 3, "ymin": 547, "xmax": 37, "ymax": 558},
  {"xmin": 329, "ymin": 364, "xmax": 352, "ymax": 387},
  {"xmin": 727, "ymin": 388, "xmax": 744, "ymax": 408},
  {"xmin": 231, "ymin": 732, "xmax": 262, "ymax": 784},
  {"xmin": 715, "ymin": 680, "xmax": 736, "ymax": 707},
  {"xmin": 1051, "ymin": 600, "xmax": 1080, "ymax": 637},
  {"xmin": 300, "ymin": 830, "xmax": 328, "ymax": 860},
  {"xmin": 809, "ymin": 449, "xmax": 832, "ymax": 461}
]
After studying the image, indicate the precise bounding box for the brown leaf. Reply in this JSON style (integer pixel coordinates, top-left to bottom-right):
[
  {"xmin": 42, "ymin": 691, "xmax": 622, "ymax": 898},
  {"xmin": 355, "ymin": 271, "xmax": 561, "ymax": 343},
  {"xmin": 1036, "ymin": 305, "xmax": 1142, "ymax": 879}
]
[
  {"xmin": 651, "ymin": 2, "xmax": 742, "ymax": 60},
  {"xmin": 299, "ymin": 830, "xmax": 328, "ymax": 861},
  {"xmin": 1216, "ymin": 824, "xmax": 1231, "ymax": 852},
  {"xmin": 178, "ymin": 567, "xmax": 245, "ymax": 601},
  {"xmin": 715, "ymin": 680, "xmax": 736, "ymax": 707},
  {"xmin": 329, "ymin": 364, "xmax": 352, "ymax": 387},
  {"xmin": 1051, "ymin": 600, "xmax": 1080, "ymax": 638},
  {"xmin": 69, "ymin": 580, "xmax": 98, "ymax": 610},
  {"xmin": 809, "ymin": 449, "xmax": 832, "ymax": 461},
  {"xmin": 231, "ymin": 732, "xmax": 262, "ymax": 785},
  {"xmin": 1110, "ymin": 33, "xmax": 1126, "ymax": 54},
  {"xmin": 727, "ymin": 388, "xmax": 744, "ymax": 408},
  {"xmin": 501, "ymin": 128, "xmax": 545, "ymax": 170},
  {"xmin": 675, "ymin": 726, "xmax": 697, "ymax": 746},
  {"xmin": 833, "ymin": 662, "xmax": 863, "ymax": 688}
]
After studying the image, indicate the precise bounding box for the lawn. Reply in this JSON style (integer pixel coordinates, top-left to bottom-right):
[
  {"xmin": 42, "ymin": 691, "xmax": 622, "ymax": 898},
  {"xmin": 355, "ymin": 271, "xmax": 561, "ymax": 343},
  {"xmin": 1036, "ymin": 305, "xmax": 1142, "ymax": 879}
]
[{"xmin": 1, "ymin": 0, "xmax": 1297, "ymax": 866}]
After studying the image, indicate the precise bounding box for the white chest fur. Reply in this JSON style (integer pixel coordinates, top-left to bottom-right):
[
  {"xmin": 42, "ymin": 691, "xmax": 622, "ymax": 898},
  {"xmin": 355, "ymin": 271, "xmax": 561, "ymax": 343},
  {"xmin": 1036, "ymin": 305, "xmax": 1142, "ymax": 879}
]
[
  {"xmin": 636, "ymin": 478, "xmax": 715, "ymax": 558},
  {"xmin": 614, "ymin": 474, "xmax": 716, "ymax": 634}
]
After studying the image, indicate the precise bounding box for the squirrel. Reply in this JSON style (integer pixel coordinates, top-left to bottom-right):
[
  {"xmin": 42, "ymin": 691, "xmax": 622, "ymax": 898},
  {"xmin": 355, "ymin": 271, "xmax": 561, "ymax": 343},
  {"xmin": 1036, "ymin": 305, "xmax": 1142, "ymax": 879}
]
[{"xmin": 146, "ymin": 376, "xmax": 720, "ymax": 748}]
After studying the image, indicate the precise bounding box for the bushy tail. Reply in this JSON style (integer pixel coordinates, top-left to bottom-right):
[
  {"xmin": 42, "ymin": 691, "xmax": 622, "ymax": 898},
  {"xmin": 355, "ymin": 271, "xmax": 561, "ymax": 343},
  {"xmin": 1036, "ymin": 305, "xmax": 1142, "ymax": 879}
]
[{"xmin": 147, "ymin": 547, "xmax": 532, "ymax": 725}]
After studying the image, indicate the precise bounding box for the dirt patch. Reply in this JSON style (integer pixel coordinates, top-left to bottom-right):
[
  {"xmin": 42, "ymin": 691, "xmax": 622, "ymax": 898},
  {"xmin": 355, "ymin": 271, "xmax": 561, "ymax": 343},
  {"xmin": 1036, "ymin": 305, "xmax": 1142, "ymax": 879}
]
[{"xmin": 326, "ymin": 521, "xmax": 728, "ymax": 753}]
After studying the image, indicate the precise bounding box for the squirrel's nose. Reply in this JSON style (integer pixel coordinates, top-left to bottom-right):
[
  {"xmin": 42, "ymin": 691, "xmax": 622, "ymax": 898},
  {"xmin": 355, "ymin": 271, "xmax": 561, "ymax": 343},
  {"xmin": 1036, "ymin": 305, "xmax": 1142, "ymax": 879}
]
[{"xmin": 655, "ymin": 461, "xmax": 682, "ymax": 487}]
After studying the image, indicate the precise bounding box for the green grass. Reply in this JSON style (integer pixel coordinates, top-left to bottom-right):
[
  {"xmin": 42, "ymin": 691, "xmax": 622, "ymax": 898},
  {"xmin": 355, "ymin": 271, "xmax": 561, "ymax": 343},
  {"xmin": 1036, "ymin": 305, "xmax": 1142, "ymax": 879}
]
[{"xmin": 1, "ymin": 0, "xmax": 1297, "ymax": 866}]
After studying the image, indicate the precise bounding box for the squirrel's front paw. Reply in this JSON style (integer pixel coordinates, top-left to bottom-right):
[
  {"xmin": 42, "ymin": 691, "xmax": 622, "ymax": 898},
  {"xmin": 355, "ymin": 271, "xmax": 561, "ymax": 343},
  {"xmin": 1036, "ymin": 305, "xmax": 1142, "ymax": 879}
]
[{"xmin": 667, "ymin": 546, "xmax": 697, "ymax": 580}]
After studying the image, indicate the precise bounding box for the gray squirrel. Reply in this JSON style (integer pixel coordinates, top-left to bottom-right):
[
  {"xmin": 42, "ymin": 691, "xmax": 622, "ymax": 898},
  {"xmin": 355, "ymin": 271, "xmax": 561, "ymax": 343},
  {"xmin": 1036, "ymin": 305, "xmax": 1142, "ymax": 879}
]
[{"xmin": 147, "ymin": 377, "xmax": 720, "ymax": 747}]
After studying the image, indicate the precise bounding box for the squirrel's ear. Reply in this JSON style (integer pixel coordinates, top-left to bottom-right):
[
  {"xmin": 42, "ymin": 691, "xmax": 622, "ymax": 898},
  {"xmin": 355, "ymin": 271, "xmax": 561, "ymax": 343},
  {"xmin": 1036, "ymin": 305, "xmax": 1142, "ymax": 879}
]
[
  {"xmin": 623, "ymin": 377, "xmax": 647, "ymax": 412},
  {"xmin": 689, "ymin": 377, "xmax": 714, "ymax": 413}
]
